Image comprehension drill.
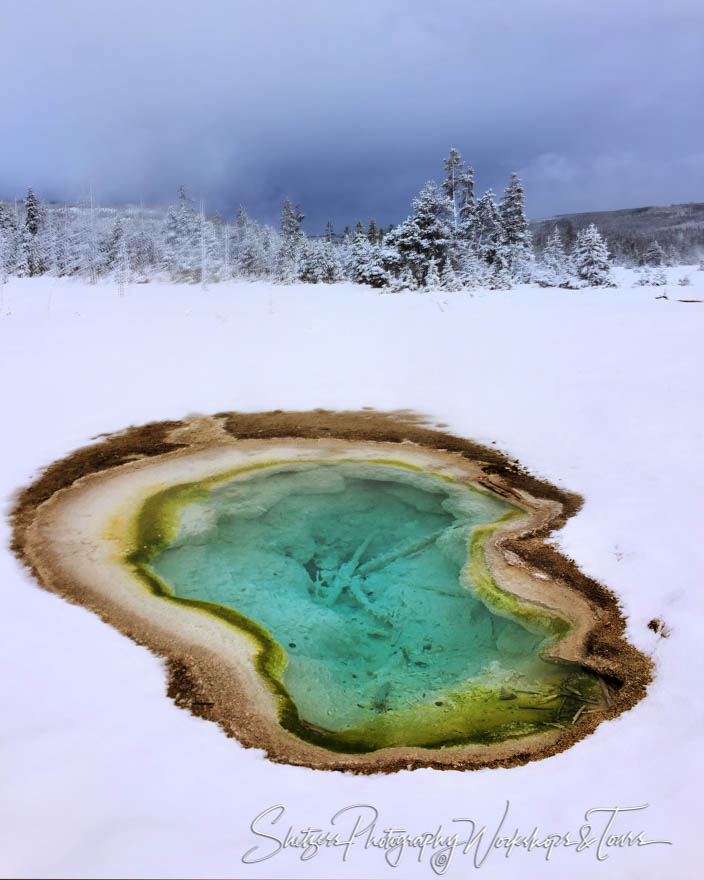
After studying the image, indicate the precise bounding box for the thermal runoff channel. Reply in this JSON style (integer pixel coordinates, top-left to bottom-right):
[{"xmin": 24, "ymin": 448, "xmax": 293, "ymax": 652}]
[{"xmin": 141, "ymin": 460, "xmax": 600, "ymax": 751}]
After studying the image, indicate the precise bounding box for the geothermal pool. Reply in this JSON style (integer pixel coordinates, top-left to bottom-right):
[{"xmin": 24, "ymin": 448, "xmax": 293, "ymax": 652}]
[{"xmin": 138, "ymin": 460, "xmax": 601, "ymax": 751}]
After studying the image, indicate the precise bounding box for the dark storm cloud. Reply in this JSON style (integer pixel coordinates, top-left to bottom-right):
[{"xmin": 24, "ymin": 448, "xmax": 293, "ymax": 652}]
[{"xmin": 1, "ymin": 0, "xmax": 702, "ymax": 230}]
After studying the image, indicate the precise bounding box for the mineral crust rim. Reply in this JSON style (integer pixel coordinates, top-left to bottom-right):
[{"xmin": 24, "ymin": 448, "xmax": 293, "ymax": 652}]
[{"xmin": 10, "ymin": 411, "xmax": 653, "ymax": 773}]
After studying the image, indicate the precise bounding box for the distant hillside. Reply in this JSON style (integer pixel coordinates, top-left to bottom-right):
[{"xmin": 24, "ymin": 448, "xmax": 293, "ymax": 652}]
[{"xmin": 530, "ymin": 202, "xmax": 704, "ymax": 264}]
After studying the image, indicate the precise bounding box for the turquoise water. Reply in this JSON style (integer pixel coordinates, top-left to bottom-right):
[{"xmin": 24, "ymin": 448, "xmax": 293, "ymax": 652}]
[{"xmin": 148, "ymin": 461, "xmax": 562, "ymax": 733}]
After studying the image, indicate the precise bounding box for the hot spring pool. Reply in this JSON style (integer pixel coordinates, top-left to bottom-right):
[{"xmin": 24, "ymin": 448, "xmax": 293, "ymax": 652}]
[{"xmin": 137, "ymin": 459, "xmax": 601, "ymax": 751}]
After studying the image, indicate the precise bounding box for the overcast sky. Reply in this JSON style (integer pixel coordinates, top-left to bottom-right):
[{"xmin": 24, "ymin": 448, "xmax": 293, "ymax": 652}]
[{"xmin": 1, "ymin": 0, "xmax": 702, "ymax": 231}]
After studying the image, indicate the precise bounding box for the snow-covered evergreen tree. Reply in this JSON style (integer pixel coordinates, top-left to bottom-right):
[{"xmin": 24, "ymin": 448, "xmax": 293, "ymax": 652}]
[
  {"xmin": 425, "ymin": 258, "xmax": 441, "ymax": 290},
  {"xmin": 442, "ymin": 148, "xmax": 464, "ymax": 233},
  {"xmin": 345, "ymin": 228, "xmax": 371, "ymax": 282},
  {"xmin": 391, "ymin": 182, "xmax": 452, "ymax": 286},
  {"xmin": 457, "ymin": 165, "xmax": 476, "ymax": 239},
  {"xmin": 665, "ymin": 243, "xmax": 680, "ymax": 267},
  {"xmin": 643, "ymin": 240, "xmax": 665, "ymax": 266},
  {"xmin": 440, "ymin": 259, "xmax": 462, "ymax": 291},
  {"xmin": 0, "ymin": 205, "xmax": 18, "ymax": 279},
  {"xmin": 456, "ymin": 243, "xmax": 485, "ymax": 289},
  {"xmin": 277, "ymin": 199, "xmax": 304, "ymax": 283},
  {"xmin": 499, "ymin": 172, "xmax": 533, "ymax": 281},
  {"xmin": 164, "ymin": 187, "xmax": 201, "ymax": 281},
  {"xmin": 474, "ymin": 190, "xmax": 507, "ymax": 268},
  {"xmin": 390, "ymin": 265, "xmax": 417, "ymax": 292},
  {"xmin": 536, "ymin": 226, "xmax": 569, "ymax": 287},
  {"xmin": 321, "ymin": 240, "xmax": 344, "ymax": 283},
  {"xmin": 298, "ymin": 239, "xmax": 326, "ymax": 283},
  {"xmin": 20, "ymin": 188, "xmax": 48, "ymax": 276},
  {"xmin": 573, "ymin": 224, "xmax": 614, "ymax": 286}
]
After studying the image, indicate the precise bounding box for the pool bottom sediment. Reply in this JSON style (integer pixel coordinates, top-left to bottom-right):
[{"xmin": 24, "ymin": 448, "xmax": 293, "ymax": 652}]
[{"xmin": 12, "ymin": 411, "xmax": 654, "ymax": 772}]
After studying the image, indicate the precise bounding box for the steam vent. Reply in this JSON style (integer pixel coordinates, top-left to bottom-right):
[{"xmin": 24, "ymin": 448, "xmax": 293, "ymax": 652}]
[{"xmin": 11, "ymin": 410, "xmax": 651, "ymax": 773}]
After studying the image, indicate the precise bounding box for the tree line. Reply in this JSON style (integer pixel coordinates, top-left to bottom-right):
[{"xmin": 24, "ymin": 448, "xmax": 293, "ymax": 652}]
[{"xmin": 0, "ymin": 151, "xmax": 643, "ymax": 289}]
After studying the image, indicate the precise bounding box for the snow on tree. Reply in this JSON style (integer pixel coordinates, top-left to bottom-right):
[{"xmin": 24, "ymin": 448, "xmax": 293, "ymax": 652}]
[
  {"xmin": 634, "ymin": 266, "xmax": 652, "ymax": 286},
  {"xmin": 0, "ymin": 204, "xmax": 18, "ymax": 280},
  {"xmin": 345, "ymin": 228, "xmax": 371, "ymax": 282},
  {"xmin": 474, "ymin": 190, "xmax": 507, "ymax": 267},
  {"xmin": 344, "ymin": 228, "xmax": 389, "ymax": 287},
  {"xmin": 536, "ymin": 226, "xmax": 569, "ymax": 287},
  {"xmin": 164, "ymin": 186, "xmax": 201, "ymax": 282},
  {"xmin": 24, "ymin": 188, "xmax": 43, "ymax": 236},
  {"xmin": 665, "ymin": 244, "xmax": 680, "ymax": 267},
  {"xmin": 298, "ymin": 240, "xmax": 326, "ymax": 283},
  {"xmin": 456, "ymin": 243, "xmax": 485, "ymax": 289},
  {"xmin": 457, "ymin": 165, "xmax": 476, "ymax": 239},
  {"xmin": 572, "ymin": 224, "xmax": 614, "ymax": 287},
  {"xmin": 299, "ymin": 239, "xmax": 344, "ymax": 284},
  {"xmin": 320, "ymin": 240, "xmax": 343, "ymax": 283},
  {"xmin": 443, "ymin": 148, "xmax": 477, "ymax": 245},
  {"xmin": 360, "ymin": 245, "xmax": 390, "ymax": 288},
  {"xmin": 277, "ymin": 198, "xmax": 304, "ymax": 283},
  {"xmin": 45, "ymin": 208, "xmax": 71, "ymax": 277},
  {"xmin": 425, "ymin": 258, "xmax": 441, "ymax": 290},
  {"xmin": 390, "ymin": 265, "xmax": 417, "ymax": 292},
  {"xmin": 0, "ymin": 227, "xmax": 9, "ymax": 283},
  {"xmin": 391, "ymin": 182, "xmax": 453, "ymax": 286},
  {"xmin": 499, "ymin": 172, "xmax": 533, "ymax": 281},
  {"xmin": 19, "ymin": 188, "xmax": 48, "ymax": 277},
  {"xmin": 70, "ymin": 194, "xmax": 104, "ymax": 283},
  {"xmin": 440, "ymin": 259, "xmax": 462, "ymax": 291},
  {"xmin": 651, "ymin": 268, "xmax": 667, "ymax": 286},
  {"xmin": 442, "ymin": 148, "xmax": 464, "ymax": 233},
  {"xmin": 104, "ymin": 218, "xmax": 130, "ymax": 292},
  {"xmin": 643, "ymin": 240, "xmax": 666, "ymax": 267}
]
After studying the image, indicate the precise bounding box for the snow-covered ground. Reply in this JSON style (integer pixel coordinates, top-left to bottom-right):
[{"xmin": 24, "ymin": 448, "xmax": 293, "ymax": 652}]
[{"xmin": 1, "ymin": 267, "xmax": 703, "ymax": 879}]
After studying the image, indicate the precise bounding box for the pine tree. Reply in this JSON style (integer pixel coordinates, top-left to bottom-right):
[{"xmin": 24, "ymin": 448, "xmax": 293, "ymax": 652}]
[
  {"xmin": 24, "ymin": 188, "xmax": 43, "ymax": 236},
  {"xmin": 325, "ymin": 220, "xmax": 334, "ymax": 242},
  {"xmin": 277, "ymin": 199, "xmax": 305, "ymax": 283},
  {"xmin": 474, "ymin": 190, "xmax": 506, "ymax": 266},
  {"xmin": 20, "ymin": 188, "xmax": 48, "ymax": 276},
  {"xmin": 442, "ymin": 148, "xmax": 464, "ymax": 233},
  {"xmin": 390, "ymin": 265, "xmax": 417, "ymax": 292},
  {"xmin": 360, "ymin": 245, "xmax": 390, "ymax": 288},
  {"xmin": 440, "ymin": 260, "xmax": 462, "ymax": 291},
  {"xmin": 573, "ymin": 224, "xmax": 614, "ymax": 286},
  {"xmin": 499, "ymin": 172, "xmax": 533, "ymax": 280},
  {"xmin": 163, "ymin": 186, "xmax": 202, "ymax": 281},
  {"xmin": 457, "ymin": 165, "xmax": 475, "ymax": 235},
  {"xmin": 346, "ymin": 228, "xmax": 373, "ymax": 283},
  {"xmin": 425, "ymin": 258, "xmax": 441, "ymax": 290},
  {"xmin": 322, "ymin": 240, "xmax": 344, "ymax": 283},
  {"xmin": 665, "ymin": 244, "xmax": 680, "ymax": 267},
  {"xmin": 298, "ymin": 240, "xmax": 324, "ymax": 283},
  {"xmin": 0, "ymin": 205, "xmax": 18, "ymax": 279},
  {"xmin": 537, "ymin": 226, "xmax": 569, "ymax": 287},
  {"xmin": 643, "ymin": 240, "xmax": 665, "ymax": 267},
  {"xmin": 367, "ymin": 218, "xmax": 379, "ymax": 244},
  {"xmin": 457, "ymin": 246, "xmax": 485, "ymax": 289},
  {"xmin": 654, "ymin": 268, "xmax": 667, "ymax": 285},
  {"xmin": 392, "ymin": 182, "xmax": 453, "ymax": 286}
]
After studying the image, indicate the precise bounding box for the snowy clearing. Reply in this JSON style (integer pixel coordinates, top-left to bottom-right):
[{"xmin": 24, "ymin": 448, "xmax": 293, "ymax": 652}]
[{"xmin": 1, "ymin": 269, "xmax": 703, "ymax": 879}]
